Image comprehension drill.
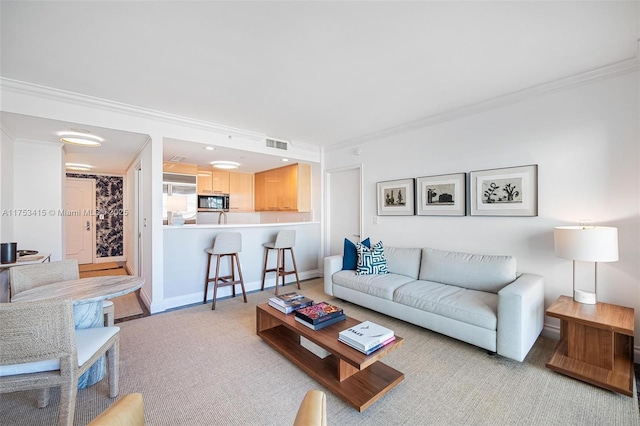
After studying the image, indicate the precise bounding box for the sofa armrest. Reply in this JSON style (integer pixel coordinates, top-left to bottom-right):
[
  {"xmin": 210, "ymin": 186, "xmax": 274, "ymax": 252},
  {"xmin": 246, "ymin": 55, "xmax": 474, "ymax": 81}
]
[
  {"xmin": 497, "ymin": 273, "xmax": 545, "ymax": 362},
  {"xmin": 293, "ymin": 390, "xmax": 327, "ymax": 426},
  {"xmin": 323, "ymin": 255, "xmax": 343, "ymax": 296}
]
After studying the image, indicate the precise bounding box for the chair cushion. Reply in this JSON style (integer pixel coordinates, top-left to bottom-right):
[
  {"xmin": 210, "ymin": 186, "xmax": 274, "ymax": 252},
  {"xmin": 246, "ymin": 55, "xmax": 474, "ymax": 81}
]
[
  {"xmin": 356, "ymin": 241, "xmax": 389, "ymax": 275},
  {"xmin": 332, "ymin": 270, "xmax": 414, "ymax": 300},
  {"xmin": 342, "ymin": 237, "xmax": 370, "ymax": 270},
  {"xmin": 76, "ymin": 327, "xmax": 120, "ymax": 367},
  {"xmin": 418, "ymin": 248, "xmax": 516, "ymax": 293},
  {"xmin": 0, "ymin": 326, "xmax": 120, "ymax": 376},
  {"xmin": 384, "ymin": 247, "xmax": 422, "ymax": 279},
  {"xmin": 394, "ymin": 280, "xmax": 498, "ymax": 330}
]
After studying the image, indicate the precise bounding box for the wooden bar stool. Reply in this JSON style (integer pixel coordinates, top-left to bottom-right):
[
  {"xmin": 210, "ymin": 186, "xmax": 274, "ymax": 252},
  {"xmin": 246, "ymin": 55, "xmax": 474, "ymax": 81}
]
[
  {"xmin": 261, "ymin": 230, "xmax": 300, "ymax": 295},
  {"xmin": 203, "ymin": 232, "xmax": 247, "ymax": 310}
]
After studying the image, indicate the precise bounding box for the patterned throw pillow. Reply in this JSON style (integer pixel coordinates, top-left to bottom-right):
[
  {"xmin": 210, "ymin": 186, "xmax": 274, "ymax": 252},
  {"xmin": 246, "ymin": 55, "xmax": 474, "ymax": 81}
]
[{"xmin": 356, "ymin": 241, "xmax": 389, "ymax": 275}]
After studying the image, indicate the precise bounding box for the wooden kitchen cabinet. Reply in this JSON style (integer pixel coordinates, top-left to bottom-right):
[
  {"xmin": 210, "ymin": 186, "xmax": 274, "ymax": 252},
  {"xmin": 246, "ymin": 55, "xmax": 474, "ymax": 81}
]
[
  {"xmin": 197, "ymin": 168, "xmax": 229, "ymax": 194},
  {"xmin": 229, "ymin": 172, "xmax": 253, "ymax": 212},
  {"xmin": 254, "ymin": 163, "xmax": 311, "ymax": 212}
]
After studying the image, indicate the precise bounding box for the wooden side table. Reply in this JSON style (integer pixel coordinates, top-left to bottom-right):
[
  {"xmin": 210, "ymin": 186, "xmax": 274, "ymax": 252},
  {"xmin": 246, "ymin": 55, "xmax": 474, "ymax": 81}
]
[{"xmin": 545, "ymin": 295, "xmax": 635, "ymax": 396}]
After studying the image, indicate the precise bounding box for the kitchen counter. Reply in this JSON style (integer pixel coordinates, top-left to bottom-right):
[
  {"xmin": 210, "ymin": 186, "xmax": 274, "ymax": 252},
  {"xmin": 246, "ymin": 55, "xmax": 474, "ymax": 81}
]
[{"xmin": 162, "ymin": 222, "xmax": 321, "ymax": 310}]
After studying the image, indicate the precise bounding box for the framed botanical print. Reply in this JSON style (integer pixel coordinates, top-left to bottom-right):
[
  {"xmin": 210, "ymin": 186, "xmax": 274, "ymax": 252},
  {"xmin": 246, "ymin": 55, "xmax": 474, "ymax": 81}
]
[
  {"xmin": 470, "ymin": 165, "xmax": 538, "ymax": 216},
  {"xmin": 377, "ymin": 178, "xmax": 415, "ymax": 216},
  {"xmin": 416, "ymin": 173, "xmax": 466, "ymax": 216}
]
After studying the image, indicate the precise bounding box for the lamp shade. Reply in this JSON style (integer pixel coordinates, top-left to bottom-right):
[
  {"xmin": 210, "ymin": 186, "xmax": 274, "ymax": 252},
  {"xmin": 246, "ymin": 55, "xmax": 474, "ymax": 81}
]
[
  {"xmin": 553, "ymin": 226, "xmax": 618, "ymax": 262},
  {"xmin": 167, "ymin": 195, "xmax": 188, "ymax": 212}
]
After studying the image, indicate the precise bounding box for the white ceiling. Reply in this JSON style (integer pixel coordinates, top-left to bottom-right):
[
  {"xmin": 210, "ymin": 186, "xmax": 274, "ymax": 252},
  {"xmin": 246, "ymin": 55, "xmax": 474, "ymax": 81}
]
[{"xmin": 1, "ymin": 1, "xmax": 638, "ymax": 173}]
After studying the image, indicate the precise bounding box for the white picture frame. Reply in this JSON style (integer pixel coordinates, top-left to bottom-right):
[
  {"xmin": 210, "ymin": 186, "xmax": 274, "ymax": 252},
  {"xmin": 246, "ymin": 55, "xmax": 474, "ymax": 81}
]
[
  {"xmin": 416, "ymin": 173, "xmax": 466, "ymax": 216},
  {"xmin": 377, "ymin": 178, "xmax": 415, "ymax": 216},
  {"xmin": 470, "ymin": 165, "xmax": 538, "ymax": 216}
]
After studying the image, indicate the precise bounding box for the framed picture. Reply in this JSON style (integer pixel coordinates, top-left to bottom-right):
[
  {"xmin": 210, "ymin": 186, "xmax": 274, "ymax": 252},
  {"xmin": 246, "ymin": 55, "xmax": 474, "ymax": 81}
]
[
  {"xmin": 416, "ymin": 173, "xmax": 466, "ymax": 216},
  {"xmin": 470, "ymin": 165, "xmax": 538, "ymax": 216},
  {"xmin": 377, "ymin": 178, "xmax": 415, "ymax": 216}
]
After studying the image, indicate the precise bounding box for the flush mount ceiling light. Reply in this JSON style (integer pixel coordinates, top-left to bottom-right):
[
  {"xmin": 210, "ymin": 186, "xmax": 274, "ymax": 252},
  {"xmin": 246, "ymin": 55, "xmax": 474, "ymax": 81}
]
[
  {"xmin": 281, "ymin": 158, "xmax": 289, "ymax": 162},
  {"xmin": 204, "ymin": 146, "xmax": 215, "ymax": 151},
  {"xmin": 65, "ymin": 162, "xmax": 94, "ymax": 171},
  {"xmin": 58, "ymin": 131, "xmax": 103, "ymax": 147},
  {"xmin": 210, "ymin": 161, "xmax": 240, "ymax": 170}
]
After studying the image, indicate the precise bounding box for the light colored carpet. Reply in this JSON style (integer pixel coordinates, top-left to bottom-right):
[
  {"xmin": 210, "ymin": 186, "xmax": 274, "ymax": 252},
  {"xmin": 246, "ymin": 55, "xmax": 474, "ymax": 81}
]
[
  {"xmin": 112, "ymin": 292, "xmax": 144, "ymax": 319},
  {"xmin": 78, "ymin": 264, "xmax": 145, "ymax": 319},
  {"xmin": 1, "ymin": 279, "xmax": 638, "ymax": 425}
]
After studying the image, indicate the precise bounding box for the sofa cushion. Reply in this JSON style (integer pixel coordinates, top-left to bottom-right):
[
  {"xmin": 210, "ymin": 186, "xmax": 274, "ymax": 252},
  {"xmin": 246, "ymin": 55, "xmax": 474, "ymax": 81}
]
[
  {"xmin": 394, "ymin": 280, "xmax": 498, "ymax": 330},
  {"xmin": 384, "ymin": 247, "xmax": 422, "ymax": 279},
  {"xmin": 419, "ymin": 248, "xmax": 516, "ymax": 293},
  {"xmin": 356, "ymin": 241, "xmax": 389, "ymax": 275},
  {"xmin": 332, "ymin": 270, "xmax": 414, "ymax": 300},
  {"xmin": 342, "ymin": 237, "xmax": 370, "ymax": 270}
]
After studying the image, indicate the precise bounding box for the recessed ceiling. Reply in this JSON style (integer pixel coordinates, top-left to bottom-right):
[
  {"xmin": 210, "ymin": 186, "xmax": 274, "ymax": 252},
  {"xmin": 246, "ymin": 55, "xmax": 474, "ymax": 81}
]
[{"xmin": 1, "ymin": 1, "xmax": 638, "ymax": 171}]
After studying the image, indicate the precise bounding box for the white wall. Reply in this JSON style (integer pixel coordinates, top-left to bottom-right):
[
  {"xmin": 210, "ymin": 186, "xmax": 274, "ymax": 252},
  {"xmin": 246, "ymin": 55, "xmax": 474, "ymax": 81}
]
[
  {"xmin": 324, "ymin": 72, "xmax": 640, "ymax": 347},
  {"xmin": 0, "ymin": 129, "xmax": 15, "ymax": 243},
  {"xmin": 13, "ymin": 140, "xmax": 65, "ymax": 260}
]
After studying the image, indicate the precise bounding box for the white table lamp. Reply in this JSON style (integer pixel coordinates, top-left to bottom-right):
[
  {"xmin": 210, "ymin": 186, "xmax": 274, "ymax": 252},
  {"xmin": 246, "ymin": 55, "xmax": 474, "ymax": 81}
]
[
  {"xmin": 553, "ymin": 226, "xmax": 618, "ymax": 304},
  {"xmin": 167, "ymin": 195, "xmax": 188, "ymax": 226}
]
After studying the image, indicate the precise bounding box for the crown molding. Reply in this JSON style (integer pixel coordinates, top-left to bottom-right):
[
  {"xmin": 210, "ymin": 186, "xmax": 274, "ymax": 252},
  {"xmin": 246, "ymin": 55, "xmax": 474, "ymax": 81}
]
[
  {"xmin": 327, "ymin": 57, "xmax": 640, "ymax": 152},
  {"xmin": 0, "ymin": 77, "xmax": 266, "ymax": 141}
]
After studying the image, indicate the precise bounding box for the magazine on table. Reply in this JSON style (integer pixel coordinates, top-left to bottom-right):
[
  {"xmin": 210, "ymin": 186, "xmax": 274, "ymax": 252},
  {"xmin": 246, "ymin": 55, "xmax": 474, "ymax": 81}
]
[
  {"xmin": 339, "ymin": 335, "xmax": 396, "ymax": 355},
  {"xmin": 268, "ymin": 297, "xmax": 313, "ymax": 314},
  {"xmin": 269, "ymin": 292, "xmax": 307, "ymax": 307},
  {"xmin": 338, "ymin": 320, "xmax": 394, "ymax": 351},
  {"xmin": 295, "ymin": 313, "xmax": 346, "ymax": 330},
  {"xmin": 294, "ymin": 302, "xmax": 343, "ymax": 325}
]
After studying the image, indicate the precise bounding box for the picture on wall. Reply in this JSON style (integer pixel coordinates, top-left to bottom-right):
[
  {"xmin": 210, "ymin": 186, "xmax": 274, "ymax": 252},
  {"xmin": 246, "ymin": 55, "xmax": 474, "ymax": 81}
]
[
  {"xmin": 416, "ymin": 173, "xmax": 466, "ymax": 216},
  {"xmin": 470, "ymin": 164, "xmax": 538, "ymax": 216},
  {"xmin": 377, "ymin": 178, "xmax": 415, "ymax": 216}
]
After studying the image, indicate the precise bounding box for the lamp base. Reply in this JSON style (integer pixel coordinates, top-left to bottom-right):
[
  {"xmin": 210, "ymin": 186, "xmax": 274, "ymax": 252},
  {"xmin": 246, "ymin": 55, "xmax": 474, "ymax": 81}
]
[{"xmin": 573, "ymin": 289, "xmax": 596, "ymax": 304}]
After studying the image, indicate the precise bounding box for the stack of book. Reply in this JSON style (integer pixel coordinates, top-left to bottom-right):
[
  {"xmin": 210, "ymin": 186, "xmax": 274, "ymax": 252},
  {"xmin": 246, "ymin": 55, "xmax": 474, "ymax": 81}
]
[
  {"xmin": 294, "ymin": 302, "xmax": 346, "ymax": 330},
  {"xmin": 268, "ymin": 292, "xmax": 313, "ymax": 314},
  {"xmin": 338, "ymin": 321, "xmax": 395, "ymax": 355}
]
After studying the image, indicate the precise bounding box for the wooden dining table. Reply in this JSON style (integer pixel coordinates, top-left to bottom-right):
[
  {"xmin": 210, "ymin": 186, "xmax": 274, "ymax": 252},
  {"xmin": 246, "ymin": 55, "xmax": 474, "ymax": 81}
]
[{"xmin": 11, "ymin": 275, "xmax": 144, "ymax": 388}]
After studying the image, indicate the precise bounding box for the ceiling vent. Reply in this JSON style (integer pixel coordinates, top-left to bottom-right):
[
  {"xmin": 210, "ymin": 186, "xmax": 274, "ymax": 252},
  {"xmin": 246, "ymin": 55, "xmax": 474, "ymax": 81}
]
[
  {"xmin": 266, "ymin": 138, "xmax": 288, "ymax": 150},
  {"xmin": 169, "ymin": 156, "xmax": 185, "ymax": 162}
]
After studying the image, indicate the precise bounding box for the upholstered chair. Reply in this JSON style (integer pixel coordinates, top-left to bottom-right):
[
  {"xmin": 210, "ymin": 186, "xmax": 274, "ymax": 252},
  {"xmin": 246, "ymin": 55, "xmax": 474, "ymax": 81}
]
[
  {"xmin": 9, "ymin": 259, "xmax": 115, "ymax": 326},
  {"xmin": 0, "ymin": 299, "xmax": 120, "ymax": 426}
]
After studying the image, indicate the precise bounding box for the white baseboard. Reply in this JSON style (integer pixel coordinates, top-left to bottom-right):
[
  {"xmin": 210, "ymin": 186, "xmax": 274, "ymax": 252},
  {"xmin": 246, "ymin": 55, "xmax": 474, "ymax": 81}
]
[
  {"xmin": 95, "ymin": 256, "xmax": 125, "ymax": 263},
  {"xmin": 542, "ymin": 323, "xmax": 639, "ymax": 364},
  {"xmin": 162, "ymin": 269, "xmax": 322, "ymax": 311}
]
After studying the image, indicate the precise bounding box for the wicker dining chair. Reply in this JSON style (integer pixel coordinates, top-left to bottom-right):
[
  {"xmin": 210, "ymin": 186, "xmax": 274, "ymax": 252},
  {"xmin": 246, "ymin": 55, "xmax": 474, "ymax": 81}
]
[
  {"xmin": 9, "ymin": 259, "xmax": 115, "ymax": 326},
  {"xmin": 0, "ymin": 299, "xmax": 120, "ymax": 426}
]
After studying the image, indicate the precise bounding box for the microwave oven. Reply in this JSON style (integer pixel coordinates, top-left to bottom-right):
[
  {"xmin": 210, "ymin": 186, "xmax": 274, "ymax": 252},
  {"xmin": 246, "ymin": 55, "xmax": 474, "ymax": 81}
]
[{"xmin": 198, "ymin": 194, "xmax": 229, "ymax": 212}]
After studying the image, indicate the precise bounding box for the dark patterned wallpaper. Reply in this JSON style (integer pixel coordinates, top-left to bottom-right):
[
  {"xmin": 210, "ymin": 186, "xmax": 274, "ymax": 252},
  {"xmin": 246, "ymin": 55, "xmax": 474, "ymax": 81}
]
[{"xmin": 66, "ymin": 174, "xmax": 124, "ymax": 257}]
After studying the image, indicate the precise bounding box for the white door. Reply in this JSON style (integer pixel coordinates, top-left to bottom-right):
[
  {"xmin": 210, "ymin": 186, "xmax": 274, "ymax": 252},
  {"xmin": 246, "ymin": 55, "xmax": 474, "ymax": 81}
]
[
  {"xmin": 65, "ymin": 178, "xmax": 96, "ymax": 264},
  {"xmin": 326, "ymin": 166, "xmax": 362, "ymax": 256}
]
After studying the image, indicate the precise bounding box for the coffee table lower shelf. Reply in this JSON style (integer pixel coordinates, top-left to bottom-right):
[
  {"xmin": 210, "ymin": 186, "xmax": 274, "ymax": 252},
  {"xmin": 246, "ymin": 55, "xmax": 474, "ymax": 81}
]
[{"xmin": 258, "ymin": 325, "xmax": 403, "ymax": 412}]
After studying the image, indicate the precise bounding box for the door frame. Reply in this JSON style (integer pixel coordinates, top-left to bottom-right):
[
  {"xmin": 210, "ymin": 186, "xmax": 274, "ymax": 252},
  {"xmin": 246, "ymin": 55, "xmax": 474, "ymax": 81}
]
[
  {"xmin": 323, "ymin": 164, "xmax": 363, "ymax": 257},
  {"xmin": 65, "ymin": 177, "xmax": 96, "ymax": 264}
]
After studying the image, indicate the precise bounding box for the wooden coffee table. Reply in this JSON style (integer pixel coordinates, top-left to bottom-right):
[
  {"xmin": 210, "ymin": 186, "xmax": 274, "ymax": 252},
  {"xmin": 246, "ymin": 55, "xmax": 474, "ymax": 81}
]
[{"xmin": 256, "ymin": 302, "xmax": 404, "ymax": 412}]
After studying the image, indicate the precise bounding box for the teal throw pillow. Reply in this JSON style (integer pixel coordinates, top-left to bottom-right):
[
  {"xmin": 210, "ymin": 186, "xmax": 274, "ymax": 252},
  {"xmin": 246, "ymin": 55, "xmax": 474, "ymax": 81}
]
[
  {"xmin": 356, "ymin": 241, "xmax": 389, "ymax": 275},
  {"xmin": 343, "ymin": 237, "xmax": 370, "ymax": 270}
]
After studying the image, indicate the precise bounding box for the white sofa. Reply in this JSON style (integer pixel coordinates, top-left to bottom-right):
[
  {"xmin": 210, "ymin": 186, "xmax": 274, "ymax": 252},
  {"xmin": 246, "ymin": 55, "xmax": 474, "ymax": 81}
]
[{"xmin": 324, "ymin": 247, "xmax": 544, "ymax": 362}]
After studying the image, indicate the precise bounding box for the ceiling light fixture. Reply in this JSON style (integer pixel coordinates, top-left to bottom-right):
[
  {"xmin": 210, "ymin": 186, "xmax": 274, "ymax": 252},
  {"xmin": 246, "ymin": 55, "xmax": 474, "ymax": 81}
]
[
  {"xmin": 281, "ymin": 158, "xmax": 289, "ymax": 162},
  {"xmin": 210, "ymin": 161, "xmax": 240, "ymax": 170},
  {"xmin": 58, "ymin": 131, "xmax": 103, "ymax": 147},
  {"xmin": 204, "ymin": 146, "xmax": 215, "ymax": 151},
  {"xmin": 65, "ymin": 162, "xmax": 94, "ymax": 171}
]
